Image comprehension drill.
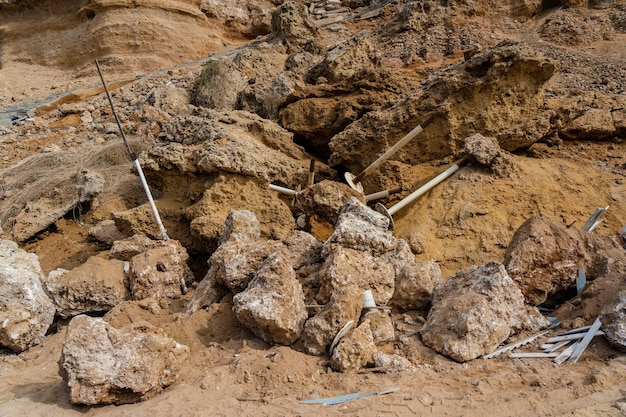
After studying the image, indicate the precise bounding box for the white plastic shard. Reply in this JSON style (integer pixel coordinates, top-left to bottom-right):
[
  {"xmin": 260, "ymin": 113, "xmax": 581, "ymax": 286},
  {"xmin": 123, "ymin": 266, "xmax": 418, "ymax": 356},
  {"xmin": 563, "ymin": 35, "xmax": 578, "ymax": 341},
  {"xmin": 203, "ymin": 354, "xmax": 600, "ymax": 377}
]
[
  {"xmin": 568, "ymin": 316, "xmax": 602, "ymax": 363},
  {"xmin": 482, "ymin": 331, "xmax": 548, "ymax": 359}
]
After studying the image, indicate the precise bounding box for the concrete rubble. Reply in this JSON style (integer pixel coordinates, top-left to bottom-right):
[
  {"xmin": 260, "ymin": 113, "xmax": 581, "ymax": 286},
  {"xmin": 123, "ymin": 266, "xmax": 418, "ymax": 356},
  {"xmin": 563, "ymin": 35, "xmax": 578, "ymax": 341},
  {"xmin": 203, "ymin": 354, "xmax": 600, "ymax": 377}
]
[
  {"xmin": 44, "ymin": 256, "xmax": 129, "ymax": 318},
  {"xmin": 60, "ymin": 315, "xmax": 189, "ymax": 405},
  {"xmin": 600, "ymin": 290, "xmax": 626, "ymax": 351},
  {"xmin": 421, "ymin": 262, "xmax": 549, "ymax": 362},
  {"xmin": 390, "ymin": 260, "xmax": 441, "ymax": 310},
  {"xmin": 0, "ymin": 239, "xmax": 55, "ymax": 352}
]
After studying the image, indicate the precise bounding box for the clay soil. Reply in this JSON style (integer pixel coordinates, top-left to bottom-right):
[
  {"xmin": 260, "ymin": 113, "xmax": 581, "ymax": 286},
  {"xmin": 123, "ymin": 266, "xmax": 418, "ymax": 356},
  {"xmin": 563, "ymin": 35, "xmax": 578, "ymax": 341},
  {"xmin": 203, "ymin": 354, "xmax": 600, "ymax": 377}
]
[{"xmin": 1, "ymin": 1, "xmax": 626, "ymax": 417}]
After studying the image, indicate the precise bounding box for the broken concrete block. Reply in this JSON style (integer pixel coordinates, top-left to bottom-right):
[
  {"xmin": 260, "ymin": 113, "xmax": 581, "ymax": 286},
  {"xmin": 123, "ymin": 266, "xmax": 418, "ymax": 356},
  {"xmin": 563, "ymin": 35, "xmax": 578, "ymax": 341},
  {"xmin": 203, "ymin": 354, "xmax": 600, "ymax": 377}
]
[
  {"xmin": 281, "ymin": 230, "xmax": 323, "ymax": 270},
  {"xmin": 60, "ymin": 315, "xmax": 189, "ymax": 405},
  {"xmin": 464, "ymin": 133, "xmax": 516, "ymax": 177},
  {"xmin": 302, "ymin": 284, "xmax": 363, "ymax": 355},
  {"xmin": 317, "ymin": 245, "xmax": 395, "ymax": 305},
  {"xmin": 600, "ymin": 290, "xmax": 626, "ymax": 352},
  {"xmin": 362, "ymin": 309, "xmax": 395, "ymax": 344},
  {"xmin": 293, "ymin": 180, "xmax": 366, "ymax": 225},
  {"xmin": 44, "ymin": 256, "xmax": 129, "ymax": 318},
  {"xmin": 88, "ymin": 220, "xmax": 127, "ymax": 245},
  {"xmin": 421, "ymin": 262, "xmax": 549, "ymax": 362},
  {"xmin": 129, "ymin": 239, "xmax": 194, "ymax": 300},
  {"xmin": 233, "ymin": 251, "xmax": 307, "ymax": 345},
  {"xmin": 0, "ymin": 240, "xmax": 55, "ymax": 352},
  {"xmin": 390, "ymin": 260, "xmax": 441, "ymax": 310},
  {"xmin": 373, "ymin": 352, "xmax": 415, "ymax": 372},
  {"xmin": 185, "ymin": 270, "xmax": 228, "ymax": 313},
  {"xmin": 330, "ymin": 319, "xmax": 377, "ymax": 372},
  {"xmin": 109, "ymin": 234, "xmax": 159, "ymax": 261},
  {"xmin": 218, "ymin": 209, "xmax": 261, "ymax": 244},
  {"xmin": 323, "ymin": 197, "xmax": 396, "ymax": 256},
  {"xmin": 504, "ymin": 216, "xmax": 623, "ymax": 305}
]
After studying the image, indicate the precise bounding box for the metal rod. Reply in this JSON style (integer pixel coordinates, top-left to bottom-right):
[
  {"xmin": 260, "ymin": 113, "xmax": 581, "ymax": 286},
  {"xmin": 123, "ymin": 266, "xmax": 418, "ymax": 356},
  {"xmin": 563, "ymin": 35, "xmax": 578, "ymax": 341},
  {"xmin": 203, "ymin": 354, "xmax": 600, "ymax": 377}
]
[
  {"xmin": 352, "ymin": 114, "xmax": 436, "ymax": 185},
  {"xmin": 365, "ymin": 186, "xmax": 402, "ymax": 202},
  {"xmin": 387, "ymin": 157, "xmax": 468, "ymax": 216},
  {"xmin": 95, "ymin": 60, "xmax": 169, "ymax": 241},
  {"xmin": 307, "ymin": 160, "xmax": 316, "ymax": 187},
  {"xmin": 269, "ymin": 184, "xmax": 297, "ymax": 196}
]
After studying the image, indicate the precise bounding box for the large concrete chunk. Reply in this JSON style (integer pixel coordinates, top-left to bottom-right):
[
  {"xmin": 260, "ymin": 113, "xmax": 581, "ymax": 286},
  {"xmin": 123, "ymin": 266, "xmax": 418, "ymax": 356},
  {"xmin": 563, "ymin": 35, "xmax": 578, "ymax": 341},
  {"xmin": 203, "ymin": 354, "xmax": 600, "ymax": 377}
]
[
  {"xmin": 293, "ymin": 181, "xmax": 366, "ymax": 226},
  {"xmin": 302, "ymin": 284, "xmax": 363, "ymax": 355},
  {"xmin": 330, "ymin": 320, "xmax": 377, "ymax": 372},
  {"xmin": 421, "ymin": 262, "xmax": 549, "ymax": 362},
  {"xmin": 60, "ymin": 315, "xmax": 189, "ymax": 405},
  {"xmin": 233, "ymin": 251, "xmax": 307, "ymax": 345},
  {"xmin": 600, "ymin": 290, "xmax": 626, "ymax": 352},
  {"xmin": 391, "ymin": 261, "xmax": 441, "ymax": 310},
  {"xmin": 504, "ymin": 216, "xmax": 624, "ymax": 305},
  {"xmin": 128, "ymin": 239, "xmax": 194, "ymax": 300},
  {"xmin": 0, "ymin": 240, "xmax": 55, "ymax": 352},
  {"xmin": 44, "ymin": 256, "xmax": 129, "ymax": 318}
]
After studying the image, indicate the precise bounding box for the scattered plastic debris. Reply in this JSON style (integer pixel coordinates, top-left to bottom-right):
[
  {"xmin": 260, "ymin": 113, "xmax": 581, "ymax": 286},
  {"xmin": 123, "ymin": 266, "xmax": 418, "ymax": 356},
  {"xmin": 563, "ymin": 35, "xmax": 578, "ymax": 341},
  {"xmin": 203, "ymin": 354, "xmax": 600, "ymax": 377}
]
[
  {"xmin": 482, "ymin": 331, "xmax": 548, "ymax": 359},
  {"xmin": 576, "ymin": 268, "xmax": 586, "ymax": 296},
  {"xmin": 581, "ymin": 206, "xmax": 609, "ymax": 232},
  {"xmin": 301, "ymin": 387, "xmax": 400, "ymax": 405}
]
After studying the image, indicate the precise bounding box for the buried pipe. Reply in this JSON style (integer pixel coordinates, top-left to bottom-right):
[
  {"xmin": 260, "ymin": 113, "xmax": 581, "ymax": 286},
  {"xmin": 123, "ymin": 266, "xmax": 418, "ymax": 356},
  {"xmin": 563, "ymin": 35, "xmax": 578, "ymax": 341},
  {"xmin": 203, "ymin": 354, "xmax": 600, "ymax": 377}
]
[
  {"xmin": 96, "ymin": 60, "xmax": 170, "ymax": 241},
  {"xmin": 269, "ymin": 183, "xmax": 297, "ymax": 196},
  {"xmin": 308, "ymin": 160, "xmax": 316, "ymax": 187},
  {"xmin": 365, "ymin": 186, "xmax": 402, "ymax": 202},
  {"xmin": 345, "ymin": 114, "xmax": 437, "ymax": 192},
  {"xmin": 387, "ymin": 157, "xmax": 468, "ymax": 216}
]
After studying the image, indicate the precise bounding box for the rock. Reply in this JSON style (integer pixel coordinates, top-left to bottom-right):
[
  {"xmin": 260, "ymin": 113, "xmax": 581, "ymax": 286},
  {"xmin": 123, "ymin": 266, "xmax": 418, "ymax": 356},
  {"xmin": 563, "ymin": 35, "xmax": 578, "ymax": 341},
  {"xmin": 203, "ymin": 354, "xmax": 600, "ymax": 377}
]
[
  {"xmin": 269, "ymin": 1, "xmax": 318, "ymax": 54},
  {"xmin": 293, "ymin": 181, "xmax": 366, "ymax": 226},
  {"xmin": 373, "ymin": 352, "xmax": 415, "ymax": 372},
  {"xmin": 44, "ymin": 256, "xmax": 129, "ymax": 318},
  {"xmin": 148, "ymin": 85, "xmax": 191, "ymax": 116},
  {"xmin": 600, "ymin": 290, "xmax": 626, "ymax": 352},
  {"xmin": 109, "ymin": 234, "xmax": 159, "ymax": 261},
  {"xmin": 330, "ymin": 319, "xmax": 377, "ymax": 372},
  {"xmin": 329, "ymin": 41, "xmax": 556, "ymax": 171},
  {"xmin": 233, "ymin": 251, "xmax": 307, "ymax": 345},
  {"xmin": 464, "ymin": 133, "xmax": 517, "ymax": 177},
  {"xmin": 390, "ymin": 260, "xmax": 441, "ymax": 310},
  {"xmin": 362, "ymin": 309, "xmax": 395, "ymax": 344},
  {"xmin": 323, "ymin": 197, "xmax": 395, "ymax": 255},
  {"xmin": 504, "ymin": 216, "xmax": 624, "ymax": 305},
  {"xmin": 128, "ymin": 239, "xmax": 194, "ymax": 300},
  {"xmin": 302, "ymin": 284, "xmax": 363, "ymax": 355},
  {"xmin": 421, "ymin": 262, "xmax": 549, "ymax": 362},
  {"xmin": 0, "ymin": 240, "xmax": 55, "ymax": 352},
  {"xmin": 317, "ymin": 245, "xmax": 395, "ymax": 305},
  {"xmin": 185, "ymin": 271, "xmax": 228, "ymax": 313},
  {"xmin": 192, "ymin": 59, "xmax": 249, "ymax": 110},
  {"xmin": 218, "ymin": 209, "xmax": 261, "ymax": 244},
  {"xmin": 88, "ymin": 220, "xmax": 127, "ymax": 245},
  {"xmin": 11, "ymin": 170, "xmax": 104, "ymax": 243},
  {"xmin": 60, "ymin": 315, "xmax": 189, "ymax": 405}
]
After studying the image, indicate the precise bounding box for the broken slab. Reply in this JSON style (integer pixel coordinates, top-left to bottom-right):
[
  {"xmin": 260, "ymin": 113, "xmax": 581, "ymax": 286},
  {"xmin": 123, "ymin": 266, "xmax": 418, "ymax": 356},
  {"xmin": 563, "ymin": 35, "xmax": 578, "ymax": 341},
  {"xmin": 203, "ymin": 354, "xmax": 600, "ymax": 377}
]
[
  {"xmin": 330, "ymin": 319, "xmax": 377, "ymax": 372},
  {"xmin": 232, "ymin": 250, "xmax": 307, "ymax": 345},
  {"xmin": 128, "ymin": 239, "xmax": 194, "ymax": 300},
  {"xmin": 390, "ymin": 260, "xmax": 441, "ymax": 310},
  {"xmin": 0, "ymin": 240, "xmax": 55, "ymax": 352},
  {"xmin": 60, "ymin": 315, "xmax": 189, "ymax": 405},
  {"xmin": 421, "ymin": 262, "xmax": 549, "ymax": 362},
  {"xmin": 44, "ymin": 256, "xmax": 129, "ymax": 318},
  {"xmin": 301, "ymin": 283, "xmax": 363, "ymax": 355}
]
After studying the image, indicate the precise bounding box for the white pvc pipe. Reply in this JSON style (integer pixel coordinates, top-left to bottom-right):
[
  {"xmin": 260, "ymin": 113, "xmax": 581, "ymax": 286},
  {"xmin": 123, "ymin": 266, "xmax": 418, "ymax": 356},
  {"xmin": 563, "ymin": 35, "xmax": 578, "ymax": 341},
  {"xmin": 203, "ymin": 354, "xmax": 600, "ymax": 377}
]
[
  {"xmin": 134, "ymin": 159, "xmax": 170, "ymax": 240},
  {"xmin": 269, "ymin": 184, "xmax": 297, "ymax": 196},
  {"xmin": 365, "ymin": 187, "xmax": 402, "ymax": 202},
  {"xmin": 388, "ymin": 162, "xmax": 462, "ymax": 216}
]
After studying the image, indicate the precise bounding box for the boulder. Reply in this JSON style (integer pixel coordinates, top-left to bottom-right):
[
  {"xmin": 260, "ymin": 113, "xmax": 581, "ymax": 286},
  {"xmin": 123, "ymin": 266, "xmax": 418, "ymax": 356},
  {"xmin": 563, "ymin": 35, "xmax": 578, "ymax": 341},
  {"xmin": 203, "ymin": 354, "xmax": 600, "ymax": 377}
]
[
  {"xmin": 60, "ymin": 315, "xmax": 189, "ymax": 405},
  {"xmin": 330, "ymin": 320, "xmax": 377, "ymax": 372},
  {"xmin": 293, "ymin": 181, "xmax": 366, "ymax": 226},
  {"xmin": 0, "ymin": 240, "xmax": 55, "ymax": 352},
  {"xmin": 464, "ymin": 133, "xmax": 517, "ymax": 177},
  {"xmin": 373, "ymin": 352, "xmax": 415, "ymax": 372},
  {"xmin": 44, "ymin": 256, "xmax": 129, "ymax": 318},
  {"xmin": 232, "ymin": 251, "xmax": 307, "ymax": 345},
  {"xmin": 128, "ymin": 239, "xmax": 194, "ymax": 300},
  {"xmin": 504, "ymin": 216, "xmax": 624, "ymax": 305},
  {"xmin": 317, "ymin": 245, "xmax": 395, "ymax": 305},
  {"xmin": 88, "ymin": 220, "xmax": 127, "ymax": 245},
  {"xmin": 302, "ymin": 284, "xmax": 363, "ymax": 355},
  {"xmin": 362, "ymin": 309, "xmax": 395, "ymax": 344},
  {"xmin": 421, "ymin": 262, "xmax": 549, "ymax": 362},
  {"xmin": 391, "ymin": 260, "xmax": 441, "ymax": 310},
  {"xmin": 109, "ymin": 234, "xmax": 160, "ymax": 261},
  {"xmin": 600, "ymin": 290, "xmax": 626, "ymax": 352}
]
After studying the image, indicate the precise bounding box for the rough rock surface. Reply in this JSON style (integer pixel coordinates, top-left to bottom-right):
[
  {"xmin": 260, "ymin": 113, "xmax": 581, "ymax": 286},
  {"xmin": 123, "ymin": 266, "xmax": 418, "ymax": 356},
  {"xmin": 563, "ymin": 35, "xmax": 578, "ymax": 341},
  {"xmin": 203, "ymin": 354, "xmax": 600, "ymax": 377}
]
[
  {"xmin": 301, "ymin": 284, "xmax": 363, "ymax": 355},
  {"xmin": 391, "ymin": 260, "xmax": 441, "ymax": 310},
  {"xmin": 362, "ymin": 309, "xmax": 395, "ymax": 345},
  {"xmin": 128, "ymin": 239, "xmax": 194, "ymax": 300},
  {"xmin": 330, "ymin": 319, "xmax": 377, "ymax": 372},
  {"xmin": 600, "ymin": 290, "xmax": 626, "ymax": 352},
  {"xmin": 44, "ymin": 256, "xmax": 129, "ymax": 318},
  {"xmin": 60, "ymin": 315, "xmax": 189, "ymax": 405},
  {"xmin": 373, "ymin": 352, "xmax": 416, "ymax": 373},
  {"xmin": 233, "ymin": 251, "xmax": 308, "ymax": 345},
  {"xmin": 329, "ymin": 41, "xmax": 557, "ymax": 171},
  {"xmin": 421, "ymin": 262, "xmax": 549, "ymax": 362},
  {"xmin": 109, "ymin": 234, "xmax": 161, "ymax": 261},
  {"xmin": 464, "ymin": 133, "xmax": 517, "ymax": 178},
  {"xmin": 293, "ymin": 180, "xmax": 366, "ymax": 226},
  {"xmin": 504, "ymin": 216, "xmax": 625, "ymax": 306},
  {"xmin": 88, "ymin": 220, "xmax": 127, "ymax": 245},
  {"xmin": 0, "ymin": 239, "xmax": 55, "ymax": 352}
]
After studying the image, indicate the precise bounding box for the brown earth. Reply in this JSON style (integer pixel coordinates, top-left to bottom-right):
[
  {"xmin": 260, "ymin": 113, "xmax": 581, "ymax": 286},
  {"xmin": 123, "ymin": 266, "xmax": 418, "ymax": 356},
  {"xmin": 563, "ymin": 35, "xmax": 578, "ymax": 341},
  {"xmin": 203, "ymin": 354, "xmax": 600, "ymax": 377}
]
[{"xmin": 1, "ymin": 0, "xmax": 626, "ymax": 416}]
